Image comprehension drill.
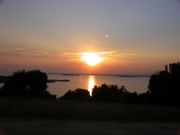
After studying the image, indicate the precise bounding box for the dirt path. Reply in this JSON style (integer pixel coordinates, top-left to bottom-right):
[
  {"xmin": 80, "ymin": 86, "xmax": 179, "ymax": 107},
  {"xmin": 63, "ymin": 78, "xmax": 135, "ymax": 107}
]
[{"xmin": 0, "ymin": 119, "xmax": 180, "ymax": 135}]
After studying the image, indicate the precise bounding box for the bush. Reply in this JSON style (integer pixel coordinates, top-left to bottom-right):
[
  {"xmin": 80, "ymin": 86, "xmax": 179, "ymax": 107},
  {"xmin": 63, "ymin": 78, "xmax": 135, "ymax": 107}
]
[
  {"xmin": 148, "ymin": 62, "xmax": 180, "ymax": 105},
  {"xmin": 0, "ymin": 70, "xmax": 56, "ymax": 99},
  {"xmin": 92, "ymin": 84, "xmax": 138, "ymax": 102},
  {"xmin": 60, "ymin": 88, "xmax": 90, "ymax": 101}
]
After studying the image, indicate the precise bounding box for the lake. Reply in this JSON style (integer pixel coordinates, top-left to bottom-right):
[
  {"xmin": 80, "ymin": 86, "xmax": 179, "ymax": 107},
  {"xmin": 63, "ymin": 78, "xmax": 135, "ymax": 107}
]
[{"xmin": 47, "ymin": 74, "xmax": 149, "ymax": 97}]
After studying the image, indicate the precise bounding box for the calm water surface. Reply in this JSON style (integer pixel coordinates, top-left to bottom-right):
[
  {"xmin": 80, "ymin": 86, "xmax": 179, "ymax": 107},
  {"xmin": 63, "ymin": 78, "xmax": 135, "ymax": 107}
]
[{"xmin": 48, "ymin": 74, "xmax": 149, "ymax": 97}]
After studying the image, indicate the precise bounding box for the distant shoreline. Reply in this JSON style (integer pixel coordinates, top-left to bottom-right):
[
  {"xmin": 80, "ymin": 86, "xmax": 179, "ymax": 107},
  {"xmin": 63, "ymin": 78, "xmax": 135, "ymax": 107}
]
[
  {"xmin": 0, "ymin": 76, "xmax": 70, "ymax": 84},
  {"xmin": 1, "ymin": 73, "xmax": 151, "ymax": 78},
  {"xmin": 48, "ymin": 73, "xmax": 150, "ymax": 77},
  {"xmin": 0, "ymin": 74, "xmax": 150, "ymax": 84}
]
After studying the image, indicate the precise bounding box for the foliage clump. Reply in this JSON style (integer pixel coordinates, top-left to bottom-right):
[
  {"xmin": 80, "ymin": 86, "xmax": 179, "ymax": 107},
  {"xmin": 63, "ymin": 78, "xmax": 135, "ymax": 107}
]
[
  {"xmin": 92, "ymin": 84, "xmax": 138, "ymax": 102},
  {"xmin": 148, "ymin": 62, "xmax": 180, "ymax": 105},
  {"xmin": 0, "ymin": 70, "xmax": 56, "ymax": 99},
  {"xmin": 60, "ymin": 88, "xmax": 90, "ymax": 101},
  {"xmin": 60, "ymin": 84, "xmax": 138, "ymax": 103}
]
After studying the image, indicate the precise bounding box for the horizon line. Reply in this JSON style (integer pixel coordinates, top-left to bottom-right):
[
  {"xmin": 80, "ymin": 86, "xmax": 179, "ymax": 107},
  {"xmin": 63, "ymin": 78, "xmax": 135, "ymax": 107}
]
[{"xmin": 47, "ymin": 73, "xmax": 151, "ymax": 77}]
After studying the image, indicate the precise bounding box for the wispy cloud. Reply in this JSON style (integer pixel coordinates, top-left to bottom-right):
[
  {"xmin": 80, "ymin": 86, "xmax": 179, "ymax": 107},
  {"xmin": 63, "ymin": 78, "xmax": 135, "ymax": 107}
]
[
  {"xmin": 0, "ymin": 47, "xmax": 56, "ymax": 58},
  {"xmin": 0, "ymin": 47, "xmax": 137, "ymax": 64},
  {"xmin": 58, "ymin": 50, "xmax": 137, "ymax": 63}
]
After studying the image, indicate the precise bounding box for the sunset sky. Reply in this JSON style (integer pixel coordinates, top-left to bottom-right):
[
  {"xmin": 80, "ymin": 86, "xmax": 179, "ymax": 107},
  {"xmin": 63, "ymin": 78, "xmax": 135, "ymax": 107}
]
[{"xmin": 0, "ymin": 0, "xmax": 180, "ymax": 74}]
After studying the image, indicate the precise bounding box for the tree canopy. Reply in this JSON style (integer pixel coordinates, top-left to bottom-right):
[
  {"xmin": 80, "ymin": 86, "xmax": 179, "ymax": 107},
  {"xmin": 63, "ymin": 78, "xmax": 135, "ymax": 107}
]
[
  {"xmin": 148, "ymin": 62, "xmax": 180, "ymax": 105},
  {"xmin": 0, "ymin": 70, "xmax": 56, "ymax": 99},
  {"xmin": 60, "ymin": 88, "xmax": 90, "ymax": 101}
]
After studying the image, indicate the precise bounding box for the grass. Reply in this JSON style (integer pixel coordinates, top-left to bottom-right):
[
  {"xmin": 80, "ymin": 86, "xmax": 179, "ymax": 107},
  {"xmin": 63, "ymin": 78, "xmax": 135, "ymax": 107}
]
[
  {"xmin": 1, "ymin": 98, "xmax": 180, "ymax": 135},
  {"xmin": 0, "ymin": 97, "xmax": 180, "ymax": 122},
  {"xmin": 1, "ymin": 119, "xmax": 180, "ymax": 135}
]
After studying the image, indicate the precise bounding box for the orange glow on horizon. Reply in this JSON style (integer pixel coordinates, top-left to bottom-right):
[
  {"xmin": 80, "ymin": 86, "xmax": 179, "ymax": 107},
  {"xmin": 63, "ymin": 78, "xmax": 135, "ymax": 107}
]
[{"xmin": 81, "ymin": 52, "xmax": 103, "ymax": 66}]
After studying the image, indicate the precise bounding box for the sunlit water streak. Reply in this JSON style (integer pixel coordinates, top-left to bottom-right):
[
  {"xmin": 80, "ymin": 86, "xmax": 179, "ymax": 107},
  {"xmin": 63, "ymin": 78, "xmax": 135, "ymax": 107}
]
[{"xmin": 88, "ymin": 76, "xmax": 95, "ymax": 96}]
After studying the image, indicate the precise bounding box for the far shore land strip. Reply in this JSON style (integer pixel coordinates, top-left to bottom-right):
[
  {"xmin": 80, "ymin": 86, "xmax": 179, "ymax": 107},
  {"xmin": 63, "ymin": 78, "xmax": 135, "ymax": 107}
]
[
  {"xmin": 0, "ymin": 76, "xmax": 70, "ymax": 83},
  {"xmin": 48, "ymin": 73, "xmax": 151, "ymax": 77},
  {"xmin": 0, "ymin": 74, "xmax": 150, "ymax": 84}
]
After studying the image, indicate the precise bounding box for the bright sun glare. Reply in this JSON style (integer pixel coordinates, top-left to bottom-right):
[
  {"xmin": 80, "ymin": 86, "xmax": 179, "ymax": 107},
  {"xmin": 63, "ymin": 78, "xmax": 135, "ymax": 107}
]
[{"xmin": 81, "ymin": 52, "xmax": 103, "ymax": 66}]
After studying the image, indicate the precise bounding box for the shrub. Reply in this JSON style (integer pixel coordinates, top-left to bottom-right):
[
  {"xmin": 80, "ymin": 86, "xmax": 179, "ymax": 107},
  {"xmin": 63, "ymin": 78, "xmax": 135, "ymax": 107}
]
[
  {"xmin": 92, "ymin": 84, "xmax": 138, "ymax": 102},
  {"xmin": 148, "ymin": 62, "xmax": 180, "ymax": 105},
  {"xmin": 0, "ymin": 70, "xmax": 56, "ymax": 99},
  {"xmin": 60, "ymin": 88, "xmax": 90, "ymax": 101}
]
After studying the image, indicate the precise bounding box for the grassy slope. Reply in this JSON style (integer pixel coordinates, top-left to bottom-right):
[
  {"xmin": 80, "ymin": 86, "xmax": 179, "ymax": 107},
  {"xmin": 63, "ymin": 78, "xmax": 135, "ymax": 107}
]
[
  {"xmin": 0, "ymin": 119, "xmax": 180, "ymax": 135},
  {"xmin": 0, "ymin": 98, "xmax": 180, "ymax": 121}
]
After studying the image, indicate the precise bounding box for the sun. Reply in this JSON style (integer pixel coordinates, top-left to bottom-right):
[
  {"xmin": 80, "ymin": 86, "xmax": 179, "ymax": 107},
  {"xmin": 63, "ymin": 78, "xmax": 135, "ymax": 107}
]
[{"xmin": 81, "ymin": 52, "xmax": 103, "ymax": 66}]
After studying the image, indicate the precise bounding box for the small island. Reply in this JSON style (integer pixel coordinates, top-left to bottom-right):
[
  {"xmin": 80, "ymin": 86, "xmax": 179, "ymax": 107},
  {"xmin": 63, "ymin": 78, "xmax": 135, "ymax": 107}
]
[
  {"xmin": 0, "ymin": 76, "xmax": 70, "ymax": 84},
  {"xmin": 47, "ymin": 79, "xmax": 70, "ymax": 83}
]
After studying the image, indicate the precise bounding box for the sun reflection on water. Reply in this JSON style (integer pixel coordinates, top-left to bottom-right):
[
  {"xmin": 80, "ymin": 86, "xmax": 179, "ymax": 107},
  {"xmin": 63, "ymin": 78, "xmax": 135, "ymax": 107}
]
[{"xmin": 88, "ymin": 76, "xmax": 95, "ymax": 96}]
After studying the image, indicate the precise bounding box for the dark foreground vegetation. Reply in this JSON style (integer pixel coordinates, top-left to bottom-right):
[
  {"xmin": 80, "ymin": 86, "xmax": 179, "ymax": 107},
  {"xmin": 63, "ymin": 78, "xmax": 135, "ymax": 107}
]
[
  {"xmin": 60, "ymin": 84, "xmax": 139, "ymax": 103},
  {"xmin": 148, "ymin": 62, "xmax": 180, "ymax": 105},
  {"xmin": 0, "ymin": 98, "xmax": 180, "ymax": 121},
  {"xmin": 1, "ymin": 120, "xmax": 180, "ymax": 135},
  {"xmin": 0, "ymin": 70, "xmax": 56, "ymax": 99},
  {"xmin": 0, "ymin": 62, "xmax": 180, "ymax": 121},
  {"xmin": 60, "ymin": 62, "xmax": 180, "ymax": 106},
  {"xmin": 0, "ymin": 75, "xmax": 7, "ymax": 83},
  {"xmin": 1, "ymin": 62, "xmax": 180, "ymax": 106}
]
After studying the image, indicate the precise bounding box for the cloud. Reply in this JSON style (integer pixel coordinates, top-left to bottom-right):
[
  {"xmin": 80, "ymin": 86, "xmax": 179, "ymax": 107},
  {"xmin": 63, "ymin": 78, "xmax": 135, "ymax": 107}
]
[
  {"xmin": 0, "ymin": 47, "xmax": 56, "ymax": 59},
  {"xmin": 0, "ymin": 47, "xmax": 137, "ymax": 65},
  {"xmin": 59, "ymin": 50, "xmax": 137, "ymax": 63}
]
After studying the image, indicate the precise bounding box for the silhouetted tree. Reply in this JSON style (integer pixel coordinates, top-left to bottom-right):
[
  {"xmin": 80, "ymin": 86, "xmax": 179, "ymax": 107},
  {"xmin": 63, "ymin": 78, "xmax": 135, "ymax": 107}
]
[
  {"xmin": 148, "ymin": 62, "xmax": 180, "ymax": 105},
  {"xmin": 26, "ymin": 70, "xmax": 48, "ymax": 97},
  {"xmin": 60, "ymin": 88, "xmax": 90, "ymax": 101},
  {"xmin": 92, "ymin": 84, "xmax": 138, "ymax": 102},
  {"xmin": 0, "ymin": 70, "xmax": 56, "ymax": 99},
  {"xmin": 0, "ymin": 76, "xmax": 7, "ymax": 83}
]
